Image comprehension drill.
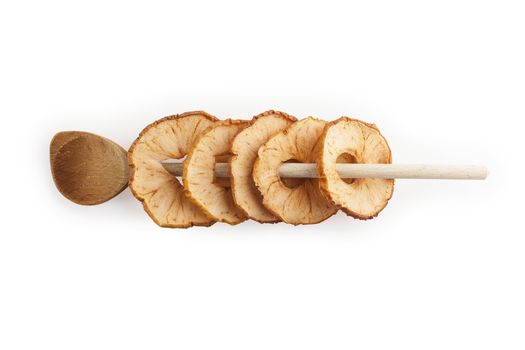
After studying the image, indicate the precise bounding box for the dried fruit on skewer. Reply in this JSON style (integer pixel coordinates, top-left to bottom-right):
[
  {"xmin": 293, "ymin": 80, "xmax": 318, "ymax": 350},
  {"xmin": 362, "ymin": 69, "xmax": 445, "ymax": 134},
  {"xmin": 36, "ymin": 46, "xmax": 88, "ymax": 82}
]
[
  {"xmin": 253, "ymin": 117, "xmax": 338, "ymax": 225},
  {"xmin": 183, "ymin": 119, "xmax": 250, "ymax": 225},
  {"xmin": 318, "ymin": 117, "xmax": 394, "ymax": 219},
  {"xmin": 50, "ymin": 110, "xmax": 488, "ymax": 228},
  {"xmin": 230, "ymin": 110, "xmax": 296, "ymax": 223},
  {"xmin": 127, "ymin": 112, "xmax": 218, "ymax": 228}
]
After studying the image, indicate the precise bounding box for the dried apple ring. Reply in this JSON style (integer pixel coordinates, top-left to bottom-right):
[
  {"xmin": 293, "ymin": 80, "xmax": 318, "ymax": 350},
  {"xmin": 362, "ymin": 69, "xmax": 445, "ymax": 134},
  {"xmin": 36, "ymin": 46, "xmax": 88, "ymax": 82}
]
[
  {"xmin": 318, "ymin": 117, "xmax": 394, "ymax": 219},
  {"xmin": 230, "ymin": 110, "xmax": 296, "ymax": 223},
  {"xmin": 183, "ymin": 120, "xmax": 250, "ymax": 225},
  {"xmin": 128, "ymin": 111, "xmax": 217, "ymax": 228},
  {"xmin": 253, "ymin": 117, "xmax": 338, "ymax": 225}
]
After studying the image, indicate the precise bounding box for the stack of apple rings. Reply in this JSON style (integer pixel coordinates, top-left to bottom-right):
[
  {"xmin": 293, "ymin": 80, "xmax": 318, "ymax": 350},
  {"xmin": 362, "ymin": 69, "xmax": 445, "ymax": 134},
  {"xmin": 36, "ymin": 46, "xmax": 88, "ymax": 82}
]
[{"xmin": 128, "ymin": 110, "xmax": 393, "ymax": 227}]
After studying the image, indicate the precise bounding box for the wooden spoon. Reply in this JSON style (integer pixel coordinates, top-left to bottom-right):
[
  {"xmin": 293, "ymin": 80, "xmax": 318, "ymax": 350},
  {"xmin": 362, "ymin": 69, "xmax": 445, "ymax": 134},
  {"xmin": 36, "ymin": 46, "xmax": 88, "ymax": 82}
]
[{"xmin": 50, "ymin": 131, "xmax": 129, "ymax": 205}]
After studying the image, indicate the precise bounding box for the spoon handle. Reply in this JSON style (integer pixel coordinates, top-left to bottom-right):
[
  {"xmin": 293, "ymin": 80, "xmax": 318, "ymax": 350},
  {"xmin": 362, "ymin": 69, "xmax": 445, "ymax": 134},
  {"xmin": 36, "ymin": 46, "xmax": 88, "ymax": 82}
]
[{"xmin": 161, "ymin": 161, "xmax": 488, "ymax": 180}]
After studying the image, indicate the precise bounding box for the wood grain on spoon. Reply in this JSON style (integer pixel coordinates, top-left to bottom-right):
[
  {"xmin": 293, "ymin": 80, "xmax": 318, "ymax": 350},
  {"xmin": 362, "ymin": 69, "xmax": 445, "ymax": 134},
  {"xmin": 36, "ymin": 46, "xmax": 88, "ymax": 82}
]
[{"xmin": 50, "ymin": 131, "xmax": 129, "ymax": 205}]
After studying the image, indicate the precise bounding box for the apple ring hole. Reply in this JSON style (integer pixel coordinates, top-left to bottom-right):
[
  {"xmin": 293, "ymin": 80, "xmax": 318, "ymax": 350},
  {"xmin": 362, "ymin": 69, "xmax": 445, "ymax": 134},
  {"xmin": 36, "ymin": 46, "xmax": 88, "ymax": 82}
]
[
  {"xmin": 280, "ymin": 159, "xmax": 306, "ymax": 188},
  {"xmin": 336, "ymin": 152, "xmax": 358, "ymax": 184},
  {"xmin": 214, "ymin": 153, "xmax": 232, "ymax": 188}
]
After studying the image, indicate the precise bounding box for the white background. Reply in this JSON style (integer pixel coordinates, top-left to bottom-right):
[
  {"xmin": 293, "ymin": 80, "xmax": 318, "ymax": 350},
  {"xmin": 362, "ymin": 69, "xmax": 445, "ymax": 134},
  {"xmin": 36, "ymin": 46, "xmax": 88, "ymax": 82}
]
[{"xmin": 1, "ymin": 1, "xmax": 524, "ymax": 349}]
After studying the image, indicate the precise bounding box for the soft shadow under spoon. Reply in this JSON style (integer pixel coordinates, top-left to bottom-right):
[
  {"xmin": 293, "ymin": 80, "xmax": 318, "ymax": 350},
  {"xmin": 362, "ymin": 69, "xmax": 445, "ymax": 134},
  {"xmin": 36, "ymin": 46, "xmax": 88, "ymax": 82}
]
[{"xmin": 50, "ymin": 131, "xmax": 129, "ymax": 205}]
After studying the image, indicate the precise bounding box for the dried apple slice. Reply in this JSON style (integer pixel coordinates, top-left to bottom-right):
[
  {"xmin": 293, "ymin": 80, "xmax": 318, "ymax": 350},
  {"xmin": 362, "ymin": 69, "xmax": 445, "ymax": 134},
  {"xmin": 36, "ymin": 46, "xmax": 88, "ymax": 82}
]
[
  {"xmin": 183, "ymin": 120, "xmax": 250, "ymax": 225},
  {"xmin": 253, "ymin": 117, "xmax": 338, "ymax": 225},
  {"xmin": 318, "ymin": 117, "xmax": 394, "ymax": 219},
  {"xmin": 230, "ymin": 110, "xmax": 297, "ymax": 223},
  {"xmin": 128, "ymin": 111, "xmax": 218, "ymax": 228}
]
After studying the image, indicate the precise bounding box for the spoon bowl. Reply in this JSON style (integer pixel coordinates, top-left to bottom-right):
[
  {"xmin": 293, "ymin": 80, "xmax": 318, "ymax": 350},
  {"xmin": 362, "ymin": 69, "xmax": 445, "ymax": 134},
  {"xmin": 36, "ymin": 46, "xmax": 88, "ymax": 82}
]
[{"xmin": 50, "ymin": 131, "xmax": 129, "ymax": 205}]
